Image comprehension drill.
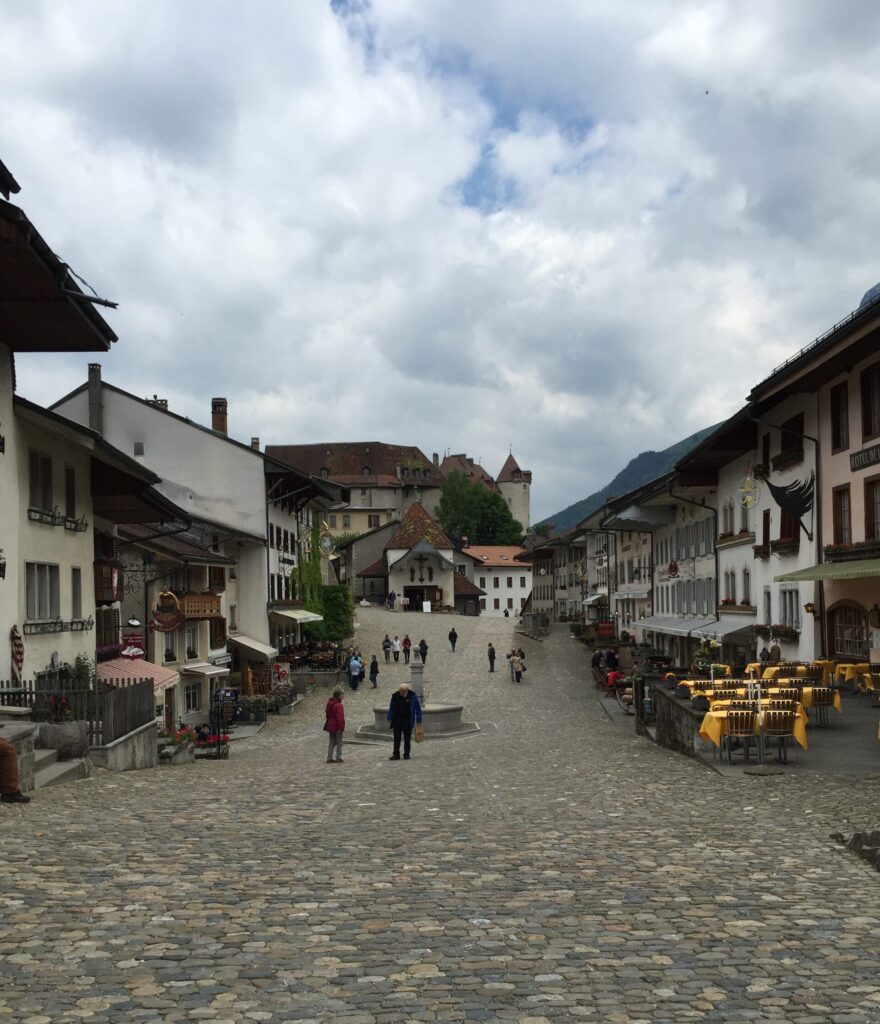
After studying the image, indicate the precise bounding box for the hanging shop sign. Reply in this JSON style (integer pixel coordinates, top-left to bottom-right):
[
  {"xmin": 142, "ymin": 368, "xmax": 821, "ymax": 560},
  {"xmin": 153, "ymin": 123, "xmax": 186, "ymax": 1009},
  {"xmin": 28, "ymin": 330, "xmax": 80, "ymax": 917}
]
[{"xmin": 151, "ymin": 591, "xmax": 184, "ymax": 633}]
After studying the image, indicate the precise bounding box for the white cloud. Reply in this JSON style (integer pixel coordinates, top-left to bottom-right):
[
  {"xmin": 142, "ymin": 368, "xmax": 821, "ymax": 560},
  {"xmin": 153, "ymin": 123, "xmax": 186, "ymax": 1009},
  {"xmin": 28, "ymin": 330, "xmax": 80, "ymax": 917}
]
[{"xmin": 7, "ymin": 1, "xmax": 880, "ymax": 520}]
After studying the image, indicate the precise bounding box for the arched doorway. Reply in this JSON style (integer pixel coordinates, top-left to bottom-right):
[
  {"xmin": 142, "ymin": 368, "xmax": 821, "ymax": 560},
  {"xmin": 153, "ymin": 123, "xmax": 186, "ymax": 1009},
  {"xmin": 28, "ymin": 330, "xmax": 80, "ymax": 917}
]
[{"xmin": 827, "ymin": 602, "xmax": 869, "ymax": 661}]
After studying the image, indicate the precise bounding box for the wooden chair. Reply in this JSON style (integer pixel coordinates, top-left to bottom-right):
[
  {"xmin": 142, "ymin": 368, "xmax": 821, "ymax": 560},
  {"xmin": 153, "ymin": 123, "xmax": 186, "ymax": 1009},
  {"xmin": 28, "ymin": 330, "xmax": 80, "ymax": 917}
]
[
  {"xmin": 810, "ymin": 687, "xmax": 835, "ymax": 727},
  {"xmin": 774, "ymin": 688, "xmax": 801, "ymax": 703},
  {"xmin": 762, "ymin": 710, "xmax": 798, "ymax": 764},
  {"xmin": 767, "ymin": 699, "xmax": 798, "ymax": 714},
  {"xmin": 724, "ymin": 709, "xmax": 759, "ymax": 764}
]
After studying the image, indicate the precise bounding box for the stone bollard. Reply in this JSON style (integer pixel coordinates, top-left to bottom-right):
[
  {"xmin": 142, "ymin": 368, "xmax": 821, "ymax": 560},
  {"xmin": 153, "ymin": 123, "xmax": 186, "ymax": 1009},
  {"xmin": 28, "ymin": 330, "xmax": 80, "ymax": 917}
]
[{"xmin": 410, "ymin": 655, "xmax": 426, "ymax": 704}]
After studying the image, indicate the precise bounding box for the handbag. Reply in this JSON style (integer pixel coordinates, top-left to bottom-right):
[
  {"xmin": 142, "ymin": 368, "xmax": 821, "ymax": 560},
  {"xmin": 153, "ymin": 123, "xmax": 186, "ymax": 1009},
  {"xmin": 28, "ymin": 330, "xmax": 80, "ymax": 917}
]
[{"xmin": 414, "ymin": 724, "xmax": 425, "ymax": 743}]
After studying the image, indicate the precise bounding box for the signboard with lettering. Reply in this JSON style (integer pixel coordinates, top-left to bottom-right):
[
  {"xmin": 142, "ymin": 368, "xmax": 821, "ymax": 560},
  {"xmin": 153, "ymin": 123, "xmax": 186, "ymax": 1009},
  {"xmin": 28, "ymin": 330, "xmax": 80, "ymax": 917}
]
[
  {"xmin": 151, "ymin": 591, "xmax": 184, "ymax": 633},
  {"xmin": 850, "ymin": 444, "xmax": 880, "ymax": 472}
]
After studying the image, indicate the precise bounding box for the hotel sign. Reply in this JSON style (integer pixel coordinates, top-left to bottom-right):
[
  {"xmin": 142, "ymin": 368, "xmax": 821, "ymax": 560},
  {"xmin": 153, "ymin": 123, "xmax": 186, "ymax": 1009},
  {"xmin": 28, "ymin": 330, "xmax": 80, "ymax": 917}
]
[{"xmin": 850, "ymin": 443, "xmax": 880, "ymax": 472}]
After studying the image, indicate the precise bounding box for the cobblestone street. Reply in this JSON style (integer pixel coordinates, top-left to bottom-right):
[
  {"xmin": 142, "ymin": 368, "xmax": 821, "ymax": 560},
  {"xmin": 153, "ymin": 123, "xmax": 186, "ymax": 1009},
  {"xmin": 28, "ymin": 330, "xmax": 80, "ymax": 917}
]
[{"xmin": 4, "ymin": 607, "xmax": 880, "ymax": 1023}]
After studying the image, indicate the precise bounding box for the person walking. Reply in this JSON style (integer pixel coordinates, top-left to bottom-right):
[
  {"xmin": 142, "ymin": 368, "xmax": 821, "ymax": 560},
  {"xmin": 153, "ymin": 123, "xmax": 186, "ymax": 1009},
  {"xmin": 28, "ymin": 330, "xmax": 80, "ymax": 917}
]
[
  {"xmin": 488, "ymin": 642, "xmax": 496, "ymax": 672},
  {"xmin": 392, "ymin": 635, "xmax": 401, "ymax": 663},
  {"xmin": 386, "ymin": 682, "xmax": 422, "ymax": 760},
  {"xmin": 448, "ymin": 627, "xmax": 458, "ymax": 653},
  {"xmin": 382, "ymin": 635, "xmax": 392, "ymax": 663},
  {"xmin": 0, "ymin": 737, "xmax": 31, "ymax": 803},
  {"xmin": 324, "ymin": 688, "xmax": 346, "ymax": 763},
  {"xmin": 369, "ymin": 655, "xmax": 380, "ymax": 689},
  {"xmin": 348, "ymin": 653, "xmax": 362, "ymax": 690},
  {"xmin": 418, "ymin": 638, "xmax": 429, "ymax": 663},
  {"xmin": 402, "ymin": 634, "xmax": 412, "ymax": 665},
  {"xmin": 506, "ymin": 648, "xmax": 517, "ymax": 681},
  {"xmin": 511, "ymin": 651, "xmax": 523, "ymax": 683},
  {"xmin": 605, "ymin": 648, "xmax": 619, "ymax": 670}
]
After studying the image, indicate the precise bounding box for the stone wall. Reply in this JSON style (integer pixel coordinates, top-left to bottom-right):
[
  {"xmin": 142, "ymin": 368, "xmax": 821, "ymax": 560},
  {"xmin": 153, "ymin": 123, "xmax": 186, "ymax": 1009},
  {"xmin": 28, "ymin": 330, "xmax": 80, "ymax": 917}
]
[
  {"xmin": 653, "ymin": 684, "xmax": 704, "ymax": 757},
  {"xmin": 90, "ymin": 719, "xmax": 158, "ymax": 772},
  {"xmin": 1, "ymin": 722, "xmax": 36, "ymax": 792}
]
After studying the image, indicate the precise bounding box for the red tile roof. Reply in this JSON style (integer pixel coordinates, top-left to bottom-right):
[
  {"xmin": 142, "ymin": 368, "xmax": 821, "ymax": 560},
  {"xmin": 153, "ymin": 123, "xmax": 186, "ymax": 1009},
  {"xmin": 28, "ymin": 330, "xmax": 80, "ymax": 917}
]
[
  {"xmin": 264, "ymin": 441, "xmax": 442, "ymax": 488},
  {"xmin": 387, "ymin": 503, "xmax": 454, "ymax": 551},
  {"xmin": 357, "ymin": 557, "xmax": 388, "ymax": 578},
  {"xmin": 463, "ymin": 545, "xmax": 529, "ymax": 567},
  {"xmin": 439, "ymin": 453, "xmax": 499, "ymax": 492},
  {"xmin": 497, "ymin": 452, "xmax": 531, "ymax": 483}
]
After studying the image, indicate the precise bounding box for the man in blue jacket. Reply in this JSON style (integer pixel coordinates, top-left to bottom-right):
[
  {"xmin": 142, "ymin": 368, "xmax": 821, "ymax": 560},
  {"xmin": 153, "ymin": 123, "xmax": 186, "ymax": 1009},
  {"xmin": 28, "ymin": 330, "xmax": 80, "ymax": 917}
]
[{"xmin": 387, "ymin": 682, "xmax": 422, "ymax": 761}]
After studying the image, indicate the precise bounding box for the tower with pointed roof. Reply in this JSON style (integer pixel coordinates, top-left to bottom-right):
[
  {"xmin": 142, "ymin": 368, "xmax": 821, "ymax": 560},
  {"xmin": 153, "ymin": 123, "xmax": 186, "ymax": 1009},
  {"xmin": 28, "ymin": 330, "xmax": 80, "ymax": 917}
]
[{"xmin": 497, "ymin": 452, "xmax": 532, "ymax": 530}]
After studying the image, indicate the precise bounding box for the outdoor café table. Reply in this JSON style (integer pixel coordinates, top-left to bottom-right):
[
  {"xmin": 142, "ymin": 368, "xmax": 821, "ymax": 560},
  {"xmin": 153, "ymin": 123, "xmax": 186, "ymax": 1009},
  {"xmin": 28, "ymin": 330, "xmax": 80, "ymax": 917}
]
[
  {"xmin": 859, "ymin": 672, "xmax": 876, "ymax": 694},
  {"xmin": 768, "ymin": 686, "xmax": 842, "ymax": 712},
  {"xmin": 812, "ymin": 659, "xmax": 837, "ymax": 685},
  {"xmin": 745, "ymin": 662, "xmax": 764, "ymax": 677},
  {"xmin": 703, "ymin": 700, "xmax": 809, "ymax": 750},
  {"xmin": 835, "ymin": 662, "xmax": 870, "ymax": 688}
]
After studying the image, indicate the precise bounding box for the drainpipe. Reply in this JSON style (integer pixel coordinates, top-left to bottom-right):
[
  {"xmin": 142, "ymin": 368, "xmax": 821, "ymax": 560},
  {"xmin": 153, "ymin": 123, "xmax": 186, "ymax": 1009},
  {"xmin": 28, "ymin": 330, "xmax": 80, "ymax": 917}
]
[{"xmin": 746, "ymin": 409, "xmax": 824, "ymax": 658}]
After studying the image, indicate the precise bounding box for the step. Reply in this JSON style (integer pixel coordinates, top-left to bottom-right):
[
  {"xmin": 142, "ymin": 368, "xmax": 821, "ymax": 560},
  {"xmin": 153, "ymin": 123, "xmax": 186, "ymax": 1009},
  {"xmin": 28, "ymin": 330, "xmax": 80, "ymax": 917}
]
[
  {"xmin": 34, "ymin": 758, "xmax": 87, "ymax": 790},
  {"xmin": 33, "ymin": 747, "xmax": 59, "ymax": 772}
]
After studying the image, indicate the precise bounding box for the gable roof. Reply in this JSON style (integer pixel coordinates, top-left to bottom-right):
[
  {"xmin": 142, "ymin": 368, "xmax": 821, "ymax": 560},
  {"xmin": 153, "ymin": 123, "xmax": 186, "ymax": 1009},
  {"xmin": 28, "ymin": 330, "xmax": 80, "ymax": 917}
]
[
  {"xmin": 439, "ymin": 453, "xmax": 499, "ymax": 492},
  {"xmin": 454, "ymin": 573, "xmax": 486, "ymax": 598},
  {"xmin": 264, "ymin": 441, "xmax": 443, "ymax": 488},
  {"xmin": 387, "ymin": 502, "xmax": 454, "ymax": 551},
  {"xmin": 497, "ymin": 452, "xmax": 531, "ymax": 483},
  {"xmin": 464, "ymin": 545, "xmax": 529, "ymax": 568}
]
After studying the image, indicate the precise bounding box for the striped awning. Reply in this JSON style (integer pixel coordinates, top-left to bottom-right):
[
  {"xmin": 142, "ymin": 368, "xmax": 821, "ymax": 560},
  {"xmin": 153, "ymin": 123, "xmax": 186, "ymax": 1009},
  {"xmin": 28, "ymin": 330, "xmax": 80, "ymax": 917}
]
[{"xmin": 775, "ymin": 558, "xmax": 880, "ymax": 582}]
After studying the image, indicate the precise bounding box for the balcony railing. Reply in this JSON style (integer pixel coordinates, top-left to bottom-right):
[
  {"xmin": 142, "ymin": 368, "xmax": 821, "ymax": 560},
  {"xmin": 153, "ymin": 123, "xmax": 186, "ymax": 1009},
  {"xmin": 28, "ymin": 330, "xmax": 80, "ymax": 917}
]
[{"xmin": 181, "ymin": 593, "xmax": 223, "ymax": 619}]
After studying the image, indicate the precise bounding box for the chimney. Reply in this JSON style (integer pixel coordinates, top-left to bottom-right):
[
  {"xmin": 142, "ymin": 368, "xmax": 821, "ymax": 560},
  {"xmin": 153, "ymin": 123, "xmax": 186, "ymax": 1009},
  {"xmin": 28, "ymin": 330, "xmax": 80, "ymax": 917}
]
[
  {"xmin": 88, "ymin": 363, "xmax": 103, "ymax": 435},
  {"xmin": 250, "ymin": 437, "xmax": 260, "ymax": 451},
  {"xmin": 433, "ymin": 452, "xmax": 439, "ymax": 467},
  {"xmin": 211, "ymin": 397, "xmax": 228, "ymax": 435}
]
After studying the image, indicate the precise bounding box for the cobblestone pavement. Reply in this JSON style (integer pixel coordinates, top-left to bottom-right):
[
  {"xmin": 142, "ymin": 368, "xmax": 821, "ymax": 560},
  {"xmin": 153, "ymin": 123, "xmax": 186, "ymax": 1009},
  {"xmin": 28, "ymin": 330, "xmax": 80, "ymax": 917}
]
[{"xmin": 4, "ymin": 607, "xmax": 880, "ymax": 1023}]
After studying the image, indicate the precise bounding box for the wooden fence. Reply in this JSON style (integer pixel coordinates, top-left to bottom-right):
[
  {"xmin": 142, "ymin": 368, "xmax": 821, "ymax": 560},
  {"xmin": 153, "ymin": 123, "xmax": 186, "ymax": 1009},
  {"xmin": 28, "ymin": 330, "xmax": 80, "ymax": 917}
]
[{"xmin": 0, "ymin": 678, "xmax": 155, "ymax": 746}]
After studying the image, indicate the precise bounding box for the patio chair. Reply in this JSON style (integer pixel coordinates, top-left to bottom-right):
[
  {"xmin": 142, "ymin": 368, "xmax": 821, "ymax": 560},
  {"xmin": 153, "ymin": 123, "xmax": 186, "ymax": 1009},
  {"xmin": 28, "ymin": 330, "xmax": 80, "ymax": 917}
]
[
  {"xmin": 727, "ymin": 699, "xmax": 758, "ymax": 710},
  {"xmin": 762, "ymin": 710, "xmax": 798, "ymax": 764},
  {"xmin": 724, "ymin": 709, "xmax": 759, "ymax": 764},
  {"xmin": 774, "ymin": 688, "xmax": 801, "ymax": 703},
  {"xmin": 767, "ymin": 699, "xmax": 798, "ymax": 714},
  {"xmin": 810, "ymin": 687, "xmax": 835, "ymax": 727}
]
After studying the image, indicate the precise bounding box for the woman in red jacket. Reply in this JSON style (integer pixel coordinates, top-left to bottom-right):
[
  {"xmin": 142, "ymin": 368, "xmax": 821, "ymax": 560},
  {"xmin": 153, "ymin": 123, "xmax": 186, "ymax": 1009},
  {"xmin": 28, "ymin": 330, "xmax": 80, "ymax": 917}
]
[{"xmin": 324, "ymin": 688, "xmax": 346, "ymax": 763}]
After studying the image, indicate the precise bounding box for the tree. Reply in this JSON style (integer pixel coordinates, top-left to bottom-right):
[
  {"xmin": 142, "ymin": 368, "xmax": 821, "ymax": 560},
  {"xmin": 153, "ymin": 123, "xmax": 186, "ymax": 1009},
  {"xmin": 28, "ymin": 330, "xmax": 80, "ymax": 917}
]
[
  {"xmin": 531, "ymin": 523, "xmax": 551, "ymax": 538},
  {"xmin": 437, "ymin": 470, "xmax": 524, "ymax": 545}
]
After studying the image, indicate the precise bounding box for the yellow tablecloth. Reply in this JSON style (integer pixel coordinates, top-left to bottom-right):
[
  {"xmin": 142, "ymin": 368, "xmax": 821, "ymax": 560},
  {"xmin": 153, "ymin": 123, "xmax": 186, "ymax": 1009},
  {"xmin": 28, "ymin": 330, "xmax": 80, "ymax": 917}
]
[
  {"xmin": 700, "ymin": 705, "xmax": 808, "ymax": 750},
  {"xmin": 861, "ymin": 673, "xmax": 876, "ymax": 693},
  {"xmin": 836, "ymin": 662, "xmax": 870, "ymax": 685},
  {"xmin": 768, "ymin": 687, "xmax": 842, "ymax": 712},
  {"xmin": 745, "ymin": 662, "xmax": 764, "ymax": 677},
  {"xmin": 761, "ymin": 664, "xmax": 811, "ymax": 681},
  {"xmin": 812, "ymin": 660, "xmax": 837, "ymax": 685}
]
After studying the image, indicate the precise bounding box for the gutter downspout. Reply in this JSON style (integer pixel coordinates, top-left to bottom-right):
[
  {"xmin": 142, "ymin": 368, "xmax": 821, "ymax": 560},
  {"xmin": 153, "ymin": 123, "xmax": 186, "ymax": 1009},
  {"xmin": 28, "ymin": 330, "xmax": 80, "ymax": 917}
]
[
  {"xmin": 667, "ymin": 486, "xmax": 720, "ymax": 658},
  {"xmin": 747, "ymin": 409, "xmax": 824, "ymax": 658}
]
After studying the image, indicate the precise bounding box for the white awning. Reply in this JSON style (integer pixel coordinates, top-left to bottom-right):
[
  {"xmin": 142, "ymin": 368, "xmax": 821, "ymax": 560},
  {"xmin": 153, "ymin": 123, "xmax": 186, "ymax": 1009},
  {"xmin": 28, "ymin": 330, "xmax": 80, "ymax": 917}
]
[
  {"xmin": 180, "ymin": 662, "xmax": 230, "ymax": 678},
  {"xmin": 636, "ymin": 616, "xmax": 719, "ymax": 637},
  {"xmin": 584, "ymin": 594, "xmax": 607, "ymax": 606},
  {"xmin": 699, "ymin": 618, "xmax": 756, "ymax": 640},
  {"xmin": 227, "ymin": 634, "xmax": 278, "ymax": 659},
  {"xmin": 97, "ymin": 658, "xmax": 179, "ymax": 696},
  {"xmin": 271, "ymin": 609, "xmax": 324, "ymax": 623}
]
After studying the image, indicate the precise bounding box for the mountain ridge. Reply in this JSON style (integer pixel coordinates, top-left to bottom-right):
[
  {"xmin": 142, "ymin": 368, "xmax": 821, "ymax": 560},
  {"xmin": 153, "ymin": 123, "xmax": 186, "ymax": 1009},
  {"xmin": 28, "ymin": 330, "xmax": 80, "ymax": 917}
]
[{"xmin": 537, "ymin": 423, "xmax": 719, "ymax": 533}]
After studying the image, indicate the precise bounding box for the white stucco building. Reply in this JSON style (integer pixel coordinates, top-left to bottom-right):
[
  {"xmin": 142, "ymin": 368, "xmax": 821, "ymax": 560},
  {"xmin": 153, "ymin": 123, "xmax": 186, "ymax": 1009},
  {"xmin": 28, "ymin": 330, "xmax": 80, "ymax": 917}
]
[{"xmin": 464, "ymin": 546, "xmax": 532, "ymax": 617}]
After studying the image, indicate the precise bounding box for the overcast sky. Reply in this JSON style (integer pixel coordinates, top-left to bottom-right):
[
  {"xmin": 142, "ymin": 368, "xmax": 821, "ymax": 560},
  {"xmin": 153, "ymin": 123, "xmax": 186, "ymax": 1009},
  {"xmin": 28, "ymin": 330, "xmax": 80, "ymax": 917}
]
[{"xmin": 6, "ymin": 2, "xmax": 880, "ymax": 521}]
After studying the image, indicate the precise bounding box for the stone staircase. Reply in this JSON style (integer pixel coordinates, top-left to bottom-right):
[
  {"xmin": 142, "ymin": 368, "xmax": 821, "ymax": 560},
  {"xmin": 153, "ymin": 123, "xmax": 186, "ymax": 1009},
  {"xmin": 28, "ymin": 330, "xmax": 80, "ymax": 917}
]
[{"xmin": 33, "ymin": 746, "xmax": 89, "ymax": 789}]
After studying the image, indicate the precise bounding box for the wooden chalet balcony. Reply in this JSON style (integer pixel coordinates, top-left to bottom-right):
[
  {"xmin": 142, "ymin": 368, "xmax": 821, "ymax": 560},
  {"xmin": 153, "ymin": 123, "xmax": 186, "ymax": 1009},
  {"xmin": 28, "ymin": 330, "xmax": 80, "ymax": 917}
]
[{"xmin": 181, "ymin": 593, "xmax": 222, "ymax": 619}]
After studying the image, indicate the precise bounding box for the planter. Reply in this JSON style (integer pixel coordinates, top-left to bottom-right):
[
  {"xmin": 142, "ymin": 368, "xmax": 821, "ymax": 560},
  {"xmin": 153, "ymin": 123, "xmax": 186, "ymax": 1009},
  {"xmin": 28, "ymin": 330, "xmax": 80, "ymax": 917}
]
[
  {"xmin": 717, "ymin": 604, "xmax": 757, "ymax": 615},
  {"xmin": 769, "ymin": 626, "xmax": 800, "ymax": 643},
  {"xmin": 770, "ymin": 538, "xmax": 800, "ymax": 556},
  {"xmin": 159, "ymin": 743, "xmax": 196, "ymax": 765},
  {"xmin": 753, "ymin": 544, "xmax": 770, "ymax": 560},
  {"xmin": 755, "ymin": 625, "xmax": 772, "ymax": 640},
  {"xmin": 278, "ymin": 703, "xmax": 292, "ymax": 716},
  {"xmin": 824, "ymin": 541, "xmax": 880, "ymax": 563},
  {"xmin": 771, "ymin": 448, "xmax": 804, "ymax": 472}
]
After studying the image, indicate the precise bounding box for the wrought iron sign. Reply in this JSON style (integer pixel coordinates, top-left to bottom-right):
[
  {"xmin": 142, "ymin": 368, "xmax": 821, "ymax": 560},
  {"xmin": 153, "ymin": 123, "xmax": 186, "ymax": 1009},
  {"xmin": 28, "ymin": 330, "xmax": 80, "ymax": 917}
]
[{"xmin": 23, "ymin": 616, "xmax": 95, "ymax": 636}]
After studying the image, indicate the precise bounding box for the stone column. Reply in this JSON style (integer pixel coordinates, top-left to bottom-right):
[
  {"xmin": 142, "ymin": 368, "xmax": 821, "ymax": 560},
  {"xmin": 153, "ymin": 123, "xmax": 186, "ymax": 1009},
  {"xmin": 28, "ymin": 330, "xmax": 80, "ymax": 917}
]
[{"xmin": 410, "ymin": 653, "xmax": 426, "ymax": 704}]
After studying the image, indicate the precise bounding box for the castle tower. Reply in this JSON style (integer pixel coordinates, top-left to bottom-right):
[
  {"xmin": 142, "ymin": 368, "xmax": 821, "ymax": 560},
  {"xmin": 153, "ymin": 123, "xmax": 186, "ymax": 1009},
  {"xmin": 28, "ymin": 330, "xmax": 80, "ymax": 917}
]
[{"xmin": 497, "ymin": 452, "xmax": 531, "ymax": 530}]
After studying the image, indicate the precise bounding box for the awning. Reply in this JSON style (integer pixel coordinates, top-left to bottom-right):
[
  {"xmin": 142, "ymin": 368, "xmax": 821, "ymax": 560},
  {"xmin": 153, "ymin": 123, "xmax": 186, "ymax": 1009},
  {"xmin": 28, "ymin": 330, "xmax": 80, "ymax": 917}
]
[
  {"xmin": 612, "ymin": 590, "xmax": 650, "ymax": 601},
  {"xmin": 180, "ymin": 661, "xmax": 230, "ymax": 678},
  {"xmin": 271, "ymin": 608, "xmax": 324, "ymax": 623},
  {"xmin": 584, "ymin": 594, "xmax": 607, "ymax": 606},
  {"xmin": 636, "ymin": 616, "xmax": 719, "ymax": 637},
  {"xmin": 97, "ymin": 657, "xmax": 179, "ymax": 696},
  {"xmin": 227, "ymin": 634, "xmax": 278, "ymax": 659},
  {"xmin": 700, "ymin": 618, "xmax": 756, "ymax": 640},
  {"xmin": 775, "ymin": 558, "xmax": 880, "ymax": 583}
]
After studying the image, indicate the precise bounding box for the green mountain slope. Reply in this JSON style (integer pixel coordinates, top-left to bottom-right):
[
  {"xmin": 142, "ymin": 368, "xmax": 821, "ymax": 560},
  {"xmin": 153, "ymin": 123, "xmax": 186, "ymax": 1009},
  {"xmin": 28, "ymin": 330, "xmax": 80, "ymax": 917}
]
[{"xmin": 537, "ymin": 423, "xmax": 719, "ymax": 533}]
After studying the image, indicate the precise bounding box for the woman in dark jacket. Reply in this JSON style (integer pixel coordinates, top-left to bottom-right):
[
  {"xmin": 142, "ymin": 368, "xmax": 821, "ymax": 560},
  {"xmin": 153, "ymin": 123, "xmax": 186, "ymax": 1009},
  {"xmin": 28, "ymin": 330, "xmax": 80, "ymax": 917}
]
[
  {"xmin": 418, "ymin": 638, "xmax": 429, "ymax": 663},
  {"xmin": 324, "ymin": 688, "xmax": 345, "ymax": 763}
]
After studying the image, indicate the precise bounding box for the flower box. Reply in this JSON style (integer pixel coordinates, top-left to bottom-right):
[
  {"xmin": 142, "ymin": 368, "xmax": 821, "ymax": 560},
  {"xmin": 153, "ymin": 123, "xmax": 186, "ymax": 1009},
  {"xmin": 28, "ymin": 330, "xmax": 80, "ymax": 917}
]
[
  {"xmin": 755, "ymin": 625, "xmax": 772, "ymax": 640},
  {"xmin": 823, "ymin": 540, "xmax": 880, "ymax": 562},
  {"xmin": 717, "ymin": 604, "xmax": 757, "ymax": 615},
  {"xmin": 771, "ymin": 448, "xmax": 804, "ymax": 472},
  {"xmin": 770, "ymin": 537, "xmax": 800, "ymax": 556},
  {"xmin": 753, "ymin": 544, "xmax": 770, "ymax": 560},
  {"xmin": 769, "ymin": 624, "xmax": 800, "ymax": 642},
  {"xmin": 717, "ymin": 531, "xmax": 756, "ymax": 550}
]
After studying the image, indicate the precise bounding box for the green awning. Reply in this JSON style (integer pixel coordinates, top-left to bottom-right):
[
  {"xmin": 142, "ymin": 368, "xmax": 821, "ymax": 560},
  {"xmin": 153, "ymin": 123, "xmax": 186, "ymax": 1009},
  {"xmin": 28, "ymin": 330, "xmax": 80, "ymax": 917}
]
[{"xmin": 775, "ymin": 558, "xmax": 880, "ymax": 582}]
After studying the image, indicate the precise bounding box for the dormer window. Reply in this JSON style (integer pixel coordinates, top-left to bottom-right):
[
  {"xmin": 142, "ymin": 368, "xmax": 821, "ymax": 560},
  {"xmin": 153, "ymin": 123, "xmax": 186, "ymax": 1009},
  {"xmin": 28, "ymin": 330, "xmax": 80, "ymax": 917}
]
[
  {"xmin": 320, "ymin": 468, "xmax": 329, "ymax": 479},
  {"xmin": 401, "ymin": 468, "xmax": 409, "ymax": 479},
  {"xmin": 424, "ymin": 469, "xmax": 431, "ymax": 480},
  {"xmin": 362, "ymin": 466, "xmax": 371, "ymax": 478},
  {"xmin": 413, "ymin": 469, "xmax": 421, "ymax": 480}
]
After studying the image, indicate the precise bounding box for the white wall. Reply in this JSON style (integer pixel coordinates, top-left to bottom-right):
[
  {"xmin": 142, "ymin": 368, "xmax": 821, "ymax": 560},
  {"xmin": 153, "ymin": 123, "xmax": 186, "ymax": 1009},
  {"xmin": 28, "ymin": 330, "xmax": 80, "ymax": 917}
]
[
  {"xmin": 474, "ymin": 565, "xmax": 532, "ymax": 617},
  {"xmin": 0, "ymin": 343, "xmax": 20, "ymax": 676}
]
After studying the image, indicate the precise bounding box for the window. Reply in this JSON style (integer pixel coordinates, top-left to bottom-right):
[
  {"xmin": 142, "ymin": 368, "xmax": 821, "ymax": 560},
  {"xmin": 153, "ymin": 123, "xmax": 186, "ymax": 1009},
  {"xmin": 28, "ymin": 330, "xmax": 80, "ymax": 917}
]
[
  {"xmin": 780, "ymin": 412, "xmax": 804, "ymax": 457},
  {"xmin": 832, "ymin": 486, "xmax": 852, "ymax": 546},
  {"xmin": 184, "ymin": 681, "xmax": 202, "ymax": 713},
  {"xmin": 401, "ymin": 468, "xmax": 409, "ymax": 479},
  {"xmin": 742, "ymin": 567, "xmax": 751, "ymax": 605},
  {"xmin": 208, "ymin": 566, "xmax": 226, "ymax": 593},
  {"xmin": 368, "ymin": 514, "xmax": 380, "ymax": 529},
  {"xmin": 457, "ymin": 564, "xmax": 466, "ymax": 575},
  {"xmin": 413, "ymin": 469, "xmax": 420, "ymax": 480},
  {"xmin": 780, "ymin": 588, "xmax": 801, "ymax": 630},
  {"xmin": 342, "ymin": 514, "xmax": 351, "ymax": 528},
  {"xmin": 64, "ymin": 465, "xmax": 76, "ymax": 519},
  {"xmin": 25, "ymin": 562, "xmax": 60, "ymax": 620},
  {"xmin": 506, "ymin": 576, "xmax": 513, "ymax": 588},
  {"xmin": 95, "ymin": 607, "xmax": 120, "ymax": 648},
  {"xmin": 520, "ymin": 576, "xmax": 527, "ymax": 587},
  {"xmin": 520, "ymin": 598, "xmax": 526, "ymax": 609},
  {"xmin": 133, "ymin": 440, "xmax": 145, "ymax": 457},
  {"xmin": 831, "ymin": 382, "xmax": 849, "ymax": 451},
  {"xmin": 866, "ymin": 478, "xmax": 880, "ymax": 541},
  {"xmin": 740, "ymin": 503, "xmax": 749, "ymax": 533},
  {"xmin": 328, "ymin": 514, "xmax": 337, "ymax": 528},
  {"xmin": 780, "ymin": 509, "xmax": 798, "ymax": 541},
  {"xmin": 479, "ymin": 598, "xmax": 486, "ymax": 610},
  {"xmin": 185, "ymin": 624, "xmax": 199, "ymax": 659},
  {"xmin": 424, "ymin": 469, "xmax": 432, "ymax": 480},
  {"xmin": 320, "ymin": 467, "xmax": 329, "ymax": 479},
  {"xmin": 862, "ymin": 362, "xmax": 880, "ymax": 441},
  {"xmin": 163, "ymin": 630, "xmax": 178, "ymax": 662},
  {"xmin": 210, "ymin": 617, "xmax": 226, "ymax": 649},
  {"xmin": 362, "ymin": 467, "xmax": 371, "ymax": 478},
  {"xmin": 507, "ymin": 598, "xmax": 514, "ymax": 609},
  {"xmin": 479, "ymin": 577, "xmax": 486, "ymax": 590},
  {"xmin": 831, "ymin": 604, "xmax": 869, "ymax": 659},
  {"xmin": 493, "ymin": 598, "xmax": 500, "ymax": 610},
  {"xmin": 283, "ymin": 529, "xmax": 290, "ymax": 551},
  {"xmin": 71, "ymin": 567, "xmax": 82, "ymax": 620},
  {"xmin": 493, "ymin": 577, "xmax": 499, "ymax": 589},
  {"xmin": 28, "ymin": 451, "xmax": 53, "ymax": 512},
  {"xmin": 762, "ymin": 509, "xmax": 770, "ymax": 547},
  {"xmin": 360, "ymin": 488, "xmax": 367, "ymax": 498}
]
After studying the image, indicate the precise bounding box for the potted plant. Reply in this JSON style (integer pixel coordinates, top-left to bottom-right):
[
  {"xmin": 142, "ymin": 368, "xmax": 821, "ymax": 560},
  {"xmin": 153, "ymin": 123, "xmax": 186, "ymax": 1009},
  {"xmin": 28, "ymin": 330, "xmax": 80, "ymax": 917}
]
[
  {"xmin": 157, "ymin": 726, "xmax": 197, "ymax": 765},
  {"xmin": 164, "ymin": 648, "xmax": 176, "ymax": 663},
  {"xmin": 186, "ymin": 646, "xmax": 198, "ymax": 660},
  {"xmin": 692, "ymin": 638, "xmax": 721, "ymax": 677},
  {"xmin": 720, "ymin": 598, "xmax": 736, "ymax": 607}
]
